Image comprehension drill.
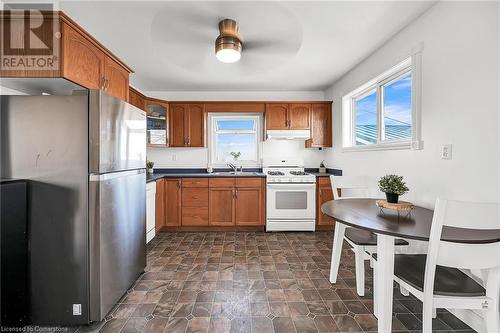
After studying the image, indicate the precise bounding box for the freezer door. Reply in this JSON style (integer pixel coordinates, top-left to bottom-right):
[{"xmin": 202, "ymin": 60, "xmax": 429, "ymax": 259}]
[
  {"xmin": 89, "ymin": 90, "xmax": 146, "ymax": 174},
  {"xmin": 89, "ymin": 169, "xmax": 146, "ymax": 321}
]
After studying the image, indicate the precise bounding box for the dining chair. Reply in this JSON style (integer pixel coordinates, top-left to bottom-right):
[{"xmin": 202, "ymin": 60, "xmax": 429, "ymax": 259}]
[
  {"xmin": 329, "ymin": 175, "xmax": 409, "ymax": 296},
  {"xmin": 376, "ymin": 198, "xmax": 500, "ymax": 332}
]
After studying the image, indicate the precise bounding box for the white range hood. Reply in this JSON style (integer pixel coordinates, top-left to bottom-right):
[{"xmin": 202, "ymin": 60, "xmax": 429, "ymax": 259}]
[{"xmin": 266, "ymin": 130, "xmax": 311, "ymax": 140}]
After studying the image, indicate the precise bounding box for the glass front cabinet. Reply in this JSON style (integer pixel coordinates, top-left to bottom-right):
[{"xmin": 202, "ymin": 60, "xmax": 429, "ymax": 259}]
[{"xmin": 146, "ymin": 100, "xmax": 168, "ymax": 146}]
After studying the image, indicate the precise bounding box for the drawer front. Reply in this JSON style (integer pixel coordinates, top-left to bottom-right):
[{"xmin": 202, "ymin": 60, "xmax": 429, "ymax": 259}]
[
  {"xmin": 182, "ymin": 207, "xmax": 209, "ymax": 226},
  {"xmin": 182, "ymin": 178, "xmax": 209, "ymax": 187},
  {"xmin": 209, "ymin": 178, "xmax": 235, "ymax": 188},
  {"xmin": 236, "ymin": 178, "xmax": 263, "ymax": 188},
  {"xmin": 182, "ymin": 188, "xmax": 208, "ymax": 206},
  {"xmin": 318, "ymin": 177, "xmax": 331, "ymax": 187}
]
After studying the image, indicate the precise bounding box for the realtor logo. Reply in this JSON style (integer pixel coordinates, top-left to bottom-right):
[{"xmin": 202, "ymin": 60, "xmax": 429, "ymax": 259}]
[{"xmin": 1, "ymin": 3, "xmax": 60, "ymax": 72}]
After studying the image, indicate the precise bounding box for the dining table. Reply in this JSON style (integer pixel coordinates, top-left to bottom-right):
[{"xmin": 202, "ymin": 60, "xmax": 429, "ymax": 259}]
[{"xmin": 321, "ymin": 198, "xmax": 500, "ymax": 333}]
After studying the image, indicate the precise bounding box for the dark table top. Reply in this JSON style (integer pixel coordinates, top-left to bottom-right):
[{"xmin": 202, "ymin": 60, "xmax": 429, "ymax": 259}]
[{"xmin": 321, "ymin": 198, "xmax": 500, "ymax": 244}]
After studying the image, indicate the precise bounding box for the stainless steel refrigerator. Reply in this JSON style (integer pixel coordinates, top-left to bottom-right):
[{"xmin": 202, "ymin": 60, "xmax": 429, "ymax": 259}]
[{"xmin": 0, "ymin": 90, "xmax": 147, "ymax": 325}]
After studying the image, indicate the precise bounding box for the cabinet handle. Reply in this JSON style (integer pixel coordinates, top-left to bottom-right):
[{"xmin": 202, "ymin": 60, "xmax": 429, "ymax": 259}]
[
  {"xmin": 235, "ymin": 189, "xmax": 238, "ymax": 198},
  {"xmin": 187, "ymin": 137, "xmax": 190, "ymax": 145},
  {"xmin": 100, "ymin": 77, "xmax": 106, "ymax": 89},
  {"xmin": 193, "ymin": 196, "xmax": 199, "ymax": 199},
  {"xmin": 193, "ymin": 215, "xmax": 199, "ymax": 219},
  {"xmin": 319, "ymin": 189, "xmax": 322, "ymax": 197},
  {"xmin": 177, "ymin": 181, "xmax": 181, "ymax": 189}
]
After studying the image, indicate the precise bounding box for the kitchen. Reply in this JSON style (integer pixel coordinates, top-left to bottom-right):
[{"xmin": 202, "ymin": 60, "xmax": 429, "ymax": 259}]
[{"xmin": 1, "ymin": 1, "xmax": 500, "ymax": 333}]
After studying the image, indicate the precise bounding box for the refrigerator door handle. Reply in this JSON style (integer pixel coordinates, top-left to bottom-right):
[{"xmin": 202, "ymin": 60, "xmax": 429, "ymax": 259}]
[{"xmin": 90, "ymin": 169, "xmax": 145, "ymax": 182}]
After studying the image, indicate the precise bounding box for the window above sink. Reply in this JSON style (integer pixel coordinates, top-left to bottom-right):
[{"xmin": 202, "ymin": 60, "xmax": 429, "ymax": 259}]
[{"xmin": 208, "ymin": 113, "xmax": 263, "ymax": 168}]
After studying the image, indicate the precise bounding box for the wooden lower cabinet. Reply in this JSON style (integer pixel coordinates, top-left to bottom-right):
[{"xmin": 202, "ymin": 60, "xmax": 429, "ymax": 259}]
[
  {"xmin": 235, "ymin": 187, "xmax": 263, "ymax": 226},
  {"xmin": 159, "ymin": 176, "xmax": 265, "ymax": 229},
  {"xmin": 209, "ymin": 187, "xmax": 235, "ymax": 226},
  {"xmin": 181, "ymin": 180, "xmax": 209, "ymax": 226},
  {"xmin": 165, "ymin": 178, "xmax": 181, "ymax": 226},
  {"xmin": 155, "ymin": 179, "xmax": 165, "ymax": 231},
  {"xmin": 317, "ymin": 177, "xmax": 335, "ymax": 226}
]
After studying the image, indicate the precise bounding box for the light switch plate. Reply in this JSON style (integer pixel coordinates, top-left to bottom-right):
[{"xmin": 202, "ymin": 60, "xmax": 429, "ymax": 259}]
[
  {"xmin": 441, "ymin": 144, "xmax": 452, "ymax": 160},
  {"xmin": 73, "ymin": 303, "xmax": 82, "ymax": 316}
]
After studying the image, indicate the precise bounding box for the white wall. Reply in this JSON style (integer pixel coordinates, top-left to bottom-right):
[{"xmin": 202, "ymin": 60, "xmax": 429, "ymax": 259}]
[
  {"xmin": 324, "ymin": 1, "xmax": 500, "ymax": 209},
  {"xmin": 145, "ymin": 90, "xmax": 329, "ymax": 169},
  {"xmin": 148, "ymin": 140, "xmax": 328, "ymax": 169}
]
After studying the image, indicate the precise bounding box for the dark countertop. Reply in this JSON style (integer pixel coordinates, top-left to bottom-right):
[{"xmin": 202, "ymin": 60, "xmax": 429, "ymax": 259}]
[{"xmin": 146, "ymin": 168, "xmax": 341, "ymax": 183}]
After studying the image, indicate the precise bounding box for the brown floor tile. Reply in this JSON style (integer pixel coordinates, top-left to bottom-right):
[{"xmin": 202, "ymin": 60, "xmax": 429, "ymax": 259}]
[
  {"xmin": 293, "ymin": 316, "xmax": 318, "ymax": 333},
  {"xmin": 272, "ymin": 317, "xmax": 296, "ymax": 333},
  {"xmin": 251, "ymin": 317, "xmax": 274, "ymax": 333},
  {"xmin": 187, "ymin": 317, "xmax": 210, "ymax": 333}
]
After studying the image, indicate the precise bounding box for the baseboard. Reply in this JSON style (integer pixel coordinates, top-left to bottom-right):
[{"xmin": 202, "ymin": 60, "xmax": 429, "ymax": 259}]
[{"xmin": 160, "ymin": 226, "xmax": 266, "ymax": 232}]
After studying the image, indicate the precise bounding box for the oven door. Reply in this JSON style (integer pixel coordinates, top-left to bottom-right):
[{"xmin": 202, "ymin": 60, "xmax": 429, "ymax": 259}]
[{"xmin": 266, "ymin": 183, "xmax": 316, "ymax": 220}]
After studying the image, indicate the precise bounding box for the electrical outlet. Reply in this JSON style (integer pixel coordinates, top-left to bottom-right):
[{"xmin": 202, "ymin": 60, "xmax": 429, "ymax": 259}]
[
  {"xmin": 73, "ymin": 304, "xmax": 82, "ymax": 316},
  {"xmin": 441, "ymin": 144, "xmax": 452, "ymax": 160}
]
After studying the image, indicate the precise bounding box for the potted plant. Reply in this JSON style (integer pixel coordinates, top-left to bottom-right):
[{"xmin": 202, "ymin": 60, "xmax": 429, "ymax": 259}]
[
  {"xmin": 378, "ymin": 174, "xmax": 409, "ymax": 203},
  {"xmin": 319, "ymin": 160, "xmax": 327, "ymax": 173},
  {"xmin": 146, "ymin": 160, "xmax": 154, "ymax": 174}
]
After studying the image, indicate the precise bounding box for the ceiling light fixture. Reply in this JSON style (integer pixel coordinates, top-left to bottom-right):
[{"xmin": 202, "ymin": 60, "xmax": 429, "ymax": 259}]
[{"xmin": 215, "ymin": 19, "xmax": 242, "ymax": 63}]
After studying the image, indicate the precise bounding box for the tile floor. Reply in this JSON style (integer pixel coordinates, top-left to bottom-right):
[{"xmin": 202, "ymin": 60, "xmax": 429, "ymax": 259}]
[{"xmin": 80, "ymin": 231, "xmax": 476, "ymax": 333}]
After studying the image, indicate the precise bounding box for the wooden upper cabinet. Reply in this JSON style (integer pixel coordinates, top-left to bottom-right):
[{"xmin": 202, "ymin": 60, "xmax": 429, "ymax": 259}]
[
  {"xmin": 209, "ymin": 188, "xmax": 235, "ymax": 226},
  {"xmin": 265, "ymin": 104, "xmax": 288, "ymax": 130},
  {"xmin": 62, "ymin": 22, "xmax": 105, "ymax": 90},
  {"xmin": 165, "ymin": 178, "xmax": 181, "ymax": 226},
  {"xmin": 146, "ymin": 100, "xmax": 168, "ymax": 147},
  {"xmin": 288, "ymin": 104, "xmax": 311, "ymax": 129},
  {"xmin": 187, "ymin": 104, "xmax": 205, "ymax": 147},
  {"xmin": 169, "ymin": 104, "xmax": 187, "ymax": 147},
  {"xmin": 129, "ymin": 87, "xmax": 146, "ymax": 111},
  {"xmin": 2, "ymin": 12, "xmax": 132, "ymax": 102},
  {"xmin": 104, "ymin": 57, "xmax": 129, "ymax": 101},
  {"xmin": 306, "ymin": 103, "xmax": 332, "ymax": 148},
  {"xmin": 155, "ymin": 179, "xmax": 165, "ymax": 231},
  {"xmin": 169, "ymin": 103, "xmax": 205, "ymax": 147}
]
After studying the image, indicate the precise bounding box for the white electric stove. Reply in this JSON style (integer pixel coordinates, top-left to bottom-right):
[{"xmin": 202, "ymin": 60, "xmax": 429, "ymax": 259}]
[{"xmin": 264, "ymin": 160, "xmax": 316, "ymax": 231}]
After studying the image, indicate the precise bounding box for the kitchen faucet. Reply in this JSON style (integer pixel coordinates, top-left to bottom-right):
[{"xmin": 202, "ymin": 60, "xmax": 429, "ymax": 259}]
[{"xmin": 227, "ymin": 163, "xmax": 238, "ymax": 173}]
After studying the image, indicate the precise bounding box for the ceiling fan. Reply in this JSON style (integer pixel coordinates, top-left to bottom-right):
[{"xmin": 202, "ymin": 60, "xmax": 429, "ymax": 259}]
[{"xmin": 215, "ymin": 19, "xmax": 243, "ymax": 63}]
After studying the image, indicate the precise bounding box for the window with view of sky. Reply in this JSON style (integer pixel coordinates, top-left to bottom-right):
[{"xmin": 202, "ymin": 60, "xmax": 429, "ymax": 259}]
[{"xmin": 354, "ymin": 72, "xmax": 412, "ymax": 145}]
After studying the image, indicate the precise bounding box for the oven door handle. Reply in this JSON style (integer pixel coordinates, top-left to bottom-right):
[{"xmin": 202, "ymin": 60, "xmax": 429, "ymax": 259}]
[{"xmin": 267, "ymin": 183, "xmax": 316, "ymax": 188}]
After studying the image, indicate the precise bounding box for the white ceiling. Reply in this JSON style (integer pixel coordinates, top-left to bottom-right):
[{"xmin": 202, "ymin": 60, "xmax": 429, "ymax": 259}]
[{"xmin": 61, "ymin": 1, "xmax": 435, "ymax": 92}]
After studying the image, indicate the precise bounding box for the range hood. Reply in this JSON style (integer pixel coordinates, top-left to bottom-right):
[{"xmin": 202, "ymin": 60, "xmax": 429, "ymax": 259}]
[{"xmin": 266, "ymin": 130, "xmax": 311, "ymax": 140}]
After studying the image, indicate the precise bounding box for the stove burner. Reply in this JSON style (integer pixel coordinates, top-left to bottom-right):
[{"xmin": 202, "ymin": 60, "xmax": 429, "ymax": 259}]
[
  {"xmin": 289, "ymin": 171, "xmax": 309, "ymax": 176},
  {"xmin": 267, "ymin": 171, "xmax": 285, "ymax": 176}
]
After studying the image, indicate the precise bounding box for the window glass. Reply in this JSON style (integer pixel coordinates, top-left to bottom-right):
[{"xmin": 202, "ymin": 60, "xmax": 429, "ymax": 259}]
[
  {"xmin": 354, "ymin": 89, "xmax": 377, "ymax": 145},
  {"xmin": 382, "ymin": 72, "xmax": 412, "ymax": 140},
  {"xmin": 216, "ymin": 133, "xmax": 257, "ymax": 162},
  {"xmin": 216, "ymin": 119, "xmax": 255, "ymax": 131}
]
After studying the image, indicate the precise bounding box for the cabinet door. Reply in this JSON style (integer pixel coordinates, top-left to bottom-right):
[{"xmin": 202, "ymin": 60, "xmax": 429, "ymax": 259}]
[
  {"xmin": 317, "ymin": 186, "xmax": 335, "ymax": 226},
  {"xmin": 306, "ymin": 103, "xmax": 332, "ymax": 148},
  {"xmin": 265, "ymin": 104, "xmax": 288, "ymax": 130},
  {"xmin": 129, "ymin": 88, "xmax": 145, "ymax": 111},
  {"xmin": 209, "ymin": 188, "xmax": 235, "ymax": 226},
  {"xmin": 187, "ymin": 104, "xmax": 205, "ymax": 147},
  {"xmin": 104, "ymin": 56, "xmax": 129, "ymax": 101},
  {"xmin": 235, "ymin": 187, "xmax": 263, "ymax": 225},
  {"xmin": 165, "ymin": 179, "xmax": 181, "ymax": 226},
  {"xmin": 155, "ymin": 179, "xmax": 165, "ymax": 231},
  {"xmin": 62, "ymin": 23, "xmax": 105, "ymax": 89},
  {"xmin": 169, "ymin": 104, "xmax": 186, "ymax": 147},
  {"xmin": 146, "ymin": 101, "xmax": 168, "ymax": 146},
  {"xmin": 288, "ymin": 103, "xmax": 311, "ymax": 130}
]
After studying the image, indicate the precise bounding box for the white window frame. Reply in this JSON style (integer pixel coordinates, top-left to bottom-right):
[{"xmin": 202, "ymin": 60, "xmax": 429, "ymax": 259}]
[
  {"xmin": 342, "ymin": 51, "xmax": 423, "ymax": 152},
  {"xmin": 208, "ymin": 113, "xmax": 263, "ymax": 168}
]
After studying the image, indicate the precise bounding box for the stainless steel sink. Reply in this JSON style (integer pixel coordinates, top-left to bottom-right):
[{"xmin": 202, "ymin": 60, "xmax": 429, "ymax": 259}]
[{"xmin": 211, "ymin": 171, "xmax": 261, "ymax": 176}]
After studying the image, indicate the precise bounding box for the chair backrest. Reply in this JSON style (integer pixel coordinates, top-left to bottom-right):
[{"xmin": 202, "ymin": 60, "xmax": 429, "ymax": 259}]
[
  {"xmin": 423, "ymin": 198, "xmax": 500, "ymax": 301},
  {"xmin": 330, "ymin": 175, "xmax": 377, "ymax": 200}
]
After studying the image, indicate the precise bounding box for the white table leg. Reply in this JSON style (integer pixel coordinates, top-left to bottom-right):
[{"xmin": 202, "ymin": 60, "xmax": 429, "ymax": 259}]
[
  {"xmin": 329, "ymin": 222, "xmax": 346, "ymax": 283},
  {"xmin": 376, "ymin": 233, "xmax": 395, "ymax": 333}
]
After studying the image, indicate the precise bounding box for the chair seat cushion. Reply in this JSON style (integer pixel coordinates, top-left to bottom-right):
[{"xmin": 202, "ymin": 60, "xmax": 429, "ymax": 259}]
[
  {"xmin": 344, "ymin": 228, "xmax": 409, "ymax": 246},
  {"xmin": 372, "ymin": 254, "xmax": 486, "ymax": 297}
]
